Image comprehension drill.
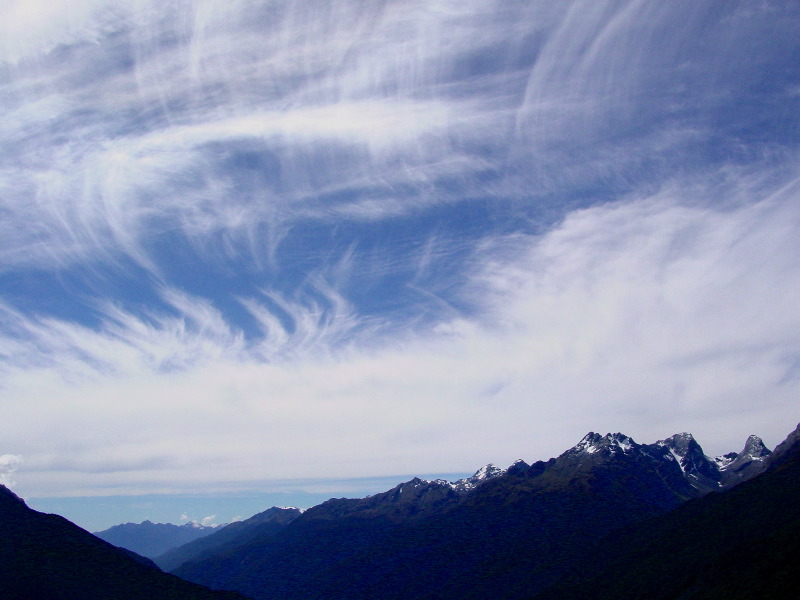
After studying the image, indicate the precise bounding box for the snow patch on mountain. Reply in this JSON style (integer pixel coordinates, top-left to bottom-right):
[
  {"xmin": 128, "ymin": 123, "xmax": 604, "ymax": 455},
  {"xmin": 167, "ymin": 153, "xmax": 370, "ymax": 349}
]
[
  {"xmin": 571, "ymin": 432, "xmax": 637, "ymax": 455},
  {"xmin": 423, "ymin": 463, "xmax": 507, "ymax": 493},
  {"xmin": 712, "ymin": 452, "xmax": 738, "ymax": 469}
]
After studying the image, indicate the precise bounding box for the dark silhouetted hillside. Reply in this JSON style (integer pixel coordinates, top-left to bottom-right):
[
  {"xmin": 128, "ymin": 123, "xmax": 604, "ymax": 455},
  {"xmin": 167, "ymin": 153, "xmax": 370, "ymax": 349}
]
[
  {"xmin": 155, "ymin": 506, "xmax": 301, "ymax": 571},
  {"xmin": 0, "ymin": 485, "xmax": 249, "ymax": 600}
]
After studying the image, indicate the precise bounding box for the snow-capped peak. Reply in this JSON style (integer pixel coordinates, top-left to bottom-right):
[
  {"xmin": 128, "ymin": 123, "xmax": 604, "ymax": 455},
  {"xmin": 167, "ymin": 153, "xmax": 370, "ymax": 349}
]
[
  {"xmin": 657, "ymin": 433, "xmax": 703, "ymax": 468},
  {"xmin": 657, "ymin": 432, "xmax": 699, "ymax": 454},
  {"xmin": 471, "ymin": 463, "xmax": 504, "ymax": 481},
  {"xmin": 573, "ymin": 432, "xmax": 636, "ymax": 455},
  {"xmin": 435, "ymin": 463, "xmax": 507, "ymax": 492},
  {"xmin": 710, "ymin": 435, "xmax": 771, "ymax": 473},
  {"xmin": 741, "ymin": 435, "xmax": 771, "ymax": 459},
  {"xmin": 574, "ymin": 432, "xmax": 601, "ymax": 453}
]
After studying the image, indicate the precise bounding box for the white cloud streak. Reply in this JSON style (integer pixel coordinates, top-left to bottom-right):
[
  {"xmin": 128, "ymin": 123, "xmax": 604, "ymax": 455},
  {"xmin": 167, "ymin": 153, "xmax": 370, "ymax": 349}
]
[
  {"xmin": 4, "ymin": 168, "xmax": 800, "ymax": 497},
  {"xmin": 1, "ymin": 1, "xmax": 799, "ymax": 500},
  {"xmin": 0, "ymin": 0, "xmax": 520, "ymax": 273},
  {"xmin": 3, "ymin": 1, "xmax": 793, "ymax": 274}
]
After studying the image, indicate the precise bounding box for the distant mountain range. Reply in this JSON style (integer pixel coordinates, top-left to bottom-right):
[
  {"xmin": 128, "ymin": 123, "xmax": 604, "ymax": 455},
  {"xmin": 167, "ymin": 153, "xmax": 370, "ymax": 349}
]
[
  {"xmin": 4, "ymin": 424, "xmax": 797, "ymax": 600},
  {"xmin": 153, "ymin": 505, "xmax": 302, "ymax": 572},
  {"xmin": 94, "ymin": 520, "xmax": 218, "ymax": 559}
]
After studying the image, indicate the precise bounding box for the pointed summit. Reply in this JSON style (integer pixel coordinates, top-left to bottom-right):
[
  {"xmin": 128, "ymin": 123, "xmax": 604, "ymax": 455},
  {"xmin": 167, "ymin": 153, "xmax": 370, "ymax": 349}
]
[
  {"xmin": 661, "ymin": 432, "xmax": 698, "ymax": 454},
  {"xmin": 447, "ymin": 464, "xmax": 506, "ymax": 492},
  {"xmin": 570, "ymin": 432, "xmax": 637, "ymax": 456},
  {"xmin": 660, "ymin": 433, "xmax": 711, "ymax": 470},
  {"xmin": 718, "ymin": 434, "xmax": 772, "ymax": 486},
  {"xmin": 656, "ymin": 433, "xmax": 721, "ymax": 493},
  {"xmin": 574, "ymin": 432, "xmax": 601, "ymax": 453},
  {"xmin": 741, "ymin": 435, "xmax": 771, "ymax": 459},
  {"xmin": 470, "ymin": 463, "xmax": 504, "ymax": 481}
]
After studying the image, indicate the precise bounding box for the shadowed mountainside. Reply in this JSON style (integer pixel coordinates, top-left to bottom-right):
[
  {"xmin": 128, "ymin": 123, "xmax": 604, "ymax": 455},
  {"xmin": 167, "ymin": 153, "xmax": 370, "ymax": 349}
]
[
  {"xmin": 530, "ymin": 422, "xmax": 800, "ymax": 600},
  {"xmin": 0, "ymin": 486, "xmax": 249, "ymax": 600},
  {"xmin": 155, "ymin": 507, "xmax": 302, "ymax": 572}
]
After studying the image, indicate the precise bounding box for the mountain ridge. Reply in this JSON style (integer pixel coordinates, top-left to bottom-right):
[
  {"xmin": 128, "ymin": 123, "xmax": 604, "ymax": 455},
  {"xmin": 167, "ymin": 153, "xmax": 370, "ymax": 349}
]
[
  {"xmin": 167, "ymin": 428, "xmax": 774, "ymax": 600},
  {"xmin": 2, "ymin": 424, "xmax": 792, "ymax": 600}
]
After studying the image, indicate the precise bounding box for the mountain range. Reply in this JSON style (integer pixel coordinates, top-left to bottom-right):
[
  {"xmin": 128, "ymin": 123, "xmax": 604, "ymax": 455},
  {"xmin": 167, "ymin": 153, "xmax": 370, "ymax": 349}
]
[
  {"xmin": 531, "ymin": 423, "xmax": 800, "ymax": 599},
  {"xmin": 4, "ymin": 424, "xmax": 797, "ymax": 599},
  {"xmin": 162, "ymin": 428, "xmax": 785, "ymax": 600}
]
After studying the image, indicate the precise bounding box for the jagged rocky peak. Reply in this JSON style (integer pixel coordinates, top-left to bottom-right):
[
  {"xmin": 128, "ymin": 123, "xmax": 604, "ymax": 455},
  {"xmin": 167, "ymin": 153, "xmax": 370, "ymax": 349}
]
[
  {"xmin": 659, "ymin": 433, "xmax": 714, "ymax": 470},
  {"xmin": 657, "ymin": 432, "xmax": 721, "ymax": 493},
  {"xmin": 741, "ymin": 434, "xmax": 771, "ymax": 459},
  {"xmin": 470, "ymin": 463, "xmax": 503, "ymax": 480},
  {"xmin": 442, "ymin": 463, "xmax": 507, "ymax": 493},
  {"xmin": 660, "ymin": 432, "xmax": 701, "ymax": 455},
  {"xmin": 705, "ymin": 435, "xmax": 769, "ymax": 472},
  {"xmin": 717, "ymin": 434, "xmax": 771, "ymax": 470},
  {"xmin": 470, "ymin": 463, "xmax": 505, "ymax": 481},
  {"xmin": 716, "ymin": 434, "xmax": 772, "ymax": 486},
  {"xmin": 572, "ymin": 431, "xmax": 637, "ymax": 454}
]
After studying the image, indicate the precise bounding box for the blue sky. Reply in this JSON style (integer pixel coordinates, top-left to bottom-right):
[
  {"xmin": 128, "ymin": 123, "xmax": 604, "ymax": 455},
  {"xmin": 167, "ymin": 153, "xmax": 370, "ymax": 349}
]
[{"xmin": 2, "ymin": 1, "xmax": 800, "ymax": 531}]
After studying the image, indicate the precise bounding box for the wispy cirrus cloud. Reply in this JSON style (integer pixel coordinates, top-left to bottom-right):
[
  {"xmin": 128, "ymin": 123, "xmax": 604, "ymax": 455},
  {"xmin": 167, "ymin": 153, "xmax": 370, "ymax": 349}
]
[
  {"xmin": 5, "ymin": 166, "xmax": 800, "ymax": 499},
  {"xmin": 2, "ymin": 1, "xmax": 800, "ymax": 512},
  {"xmin": 0, "ymin": 0, "xmax": 522, "ymax": 274},
  {"xmin": 6, "ymin": 0, "xmax": 794, "ymax": 277}
]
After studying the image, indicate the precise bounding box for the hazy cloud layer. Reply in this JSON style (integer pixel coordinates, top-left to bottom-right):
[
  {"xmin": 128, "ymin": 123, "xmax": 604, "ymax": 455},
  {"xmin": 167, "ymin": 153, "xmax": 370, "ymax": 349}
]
[{"xmin": 2, "ymin": 1, "xmax": 799, "ymax": 499}]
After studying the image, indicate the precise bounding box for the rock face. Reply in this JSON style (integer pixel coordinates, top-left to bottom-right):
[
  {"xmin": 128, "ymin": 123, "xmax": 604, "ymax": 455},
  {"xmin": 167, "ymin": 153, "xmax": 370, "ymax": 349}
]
[
  {"xmin": 0, "ymin": 485, "xmax": 248, "ymax": 600},
  {"xmin": 170, "ymin": 429, "xmax": 771, "ymax": 600},
  {"xmin": 658, "ymin": 432, "xmax": 723, "ymax": 493},
  {"xmin": 718, "ymin": 434, "xmax": 772, "ymax": 486},
  {"xmin": 658, "ymin": 432, "xmax": 771, "ymax": 493}
]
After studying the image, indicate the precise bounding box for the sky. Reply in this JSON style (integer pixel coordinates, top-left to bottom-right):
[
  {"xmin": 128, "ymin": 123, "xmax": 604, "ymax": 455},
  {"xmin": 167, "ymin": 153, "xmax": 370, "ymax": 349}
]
[{"xmin": 2, "ymin": 0, "xmax": 800, "ymax": 531}]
